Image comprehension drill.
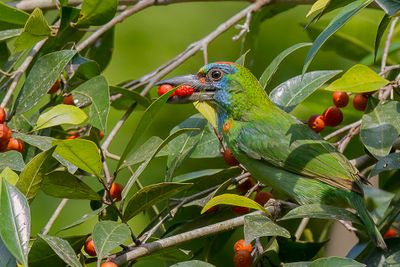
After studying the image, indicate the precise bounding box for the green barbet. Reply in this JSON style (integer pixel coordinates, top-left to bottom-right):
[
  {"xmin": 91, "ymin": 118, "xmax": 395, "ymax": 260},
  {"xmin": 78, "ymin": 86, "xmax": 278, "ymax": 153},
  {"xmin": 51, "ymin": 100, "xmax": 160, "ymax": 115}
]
[{"xmin": 158, "ymin": 62, "xmax": 386, "ymax": 249}]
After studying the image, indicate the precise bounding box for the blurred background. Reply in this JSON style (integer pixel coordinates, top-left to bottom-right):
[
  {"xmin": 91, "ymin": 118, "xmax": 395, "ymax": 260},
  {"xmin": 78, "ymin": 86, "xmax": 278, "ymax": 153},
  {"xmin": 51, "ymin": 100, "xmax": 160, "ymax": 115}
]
[{"xmin": 26, "ymin": 2, "xmax": 384, "ymax": 266}]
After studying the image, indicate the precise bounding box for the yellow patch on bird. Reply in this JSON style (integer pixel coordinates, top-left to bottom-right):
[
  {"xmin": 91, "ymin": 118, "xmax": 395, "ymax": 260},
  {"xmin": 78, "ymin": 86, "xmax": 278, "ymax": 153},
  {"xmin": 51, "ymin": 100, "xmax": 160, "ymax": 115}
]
[{"xmin": 194, "ymin": 101, "xmax": 217, "ymax": 129}]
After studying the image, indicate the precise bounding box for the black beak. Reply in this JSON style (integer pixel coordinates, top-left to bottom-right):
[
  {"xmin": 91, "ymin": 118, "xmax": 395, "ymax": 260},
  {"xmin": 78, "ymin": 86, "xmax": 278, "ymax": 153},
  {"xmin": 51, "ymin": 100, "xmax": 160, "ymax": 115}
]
[{"xmin": 156, "ymin": 74, "xmax": 215, "ymax": 103}]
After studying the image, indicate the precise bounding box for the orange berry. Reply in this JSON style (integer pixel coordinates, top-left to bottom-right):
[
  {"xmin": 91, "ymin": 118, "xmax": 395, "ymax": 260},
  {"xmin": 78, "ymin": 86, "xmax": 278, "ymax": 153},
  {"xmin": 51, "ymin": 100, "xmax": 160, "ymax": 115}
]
[
  {"xmin": 353, "ymin": 93, "xmax": 368, "ymax": 111},
  {"xmin": 232, "ymin": 206, "xmax": 250, "ymax": 215},
  {"xmin": 223, "ymin": 148, "xmax": 239, "ymax": 166},
  {"xmin": 384, "ymin": 228, "xmax": 397, "ymax": 239},
  {"xmin": 322, "ymin": 106, "xmax": 343, "ymax": 127},
  {"xmin": 48, "ymin": 79, "xmax": 61, "ymax": 94},
  {"xmin": 6, "ymin": 138, "xmax": 24, "ymax": 153},
  {"xmin": 109, "ymin": 182, "xmax": 123, "ymax": 201},
  {"xmin": 307, "ymin": 115, "xmax": 325, "ymax": 133},
  {"xmin": 233, "ymin": 250, "xmax": 252, "ymax": 267},
  {"xmin": 63, "ymin": 94, "xmax": 74, "ymax": 105},
  {"xmin": 254, "ymin": 191, "xmax": 272, "ymax": 206},
  {"xmin": 332, "ymin": 92, "xmax": 349, "ymax": 108},
  {"xmin": 175, "ymin": 85, "xmax": 195, "ymax": 97},
  {"xmin": 101, "ymin": 262, "xmax": 118, "ymax": 267},
  {"xmin": 84, "ymin": 238, "xmax": 96, "ymax": 256},
  {"xmin": 237, "ymin": 177, "xmax": 255, "ymax": 194},
  {"xmin": 99, "ymin": 131, "xmax": 104, "ymax": 140},
  {"xmin": 0, "ymin": 108, "xmax": 6, "ymax": 123},
  {"xmin": 157, "ymin": 84, "xmax": 174, "ymax": 96},
  {"xmin": 234, "ymin": 239, "xmax": 252, "ymax": 253},
  {"xmin": 0, "ymin": 124, "xmax": 11, "ymax": 144}
]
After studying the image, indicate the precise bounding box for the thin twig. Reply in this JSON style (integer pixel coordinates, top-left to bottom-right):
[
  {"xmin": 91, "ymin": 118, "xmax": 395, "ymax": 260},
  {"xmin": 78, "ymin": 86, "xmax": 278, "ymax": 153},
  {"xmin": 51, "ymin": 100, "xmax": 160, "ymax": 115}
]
[
  {"xmin": 40, "ymin": 198, "xmax": 69, "ymax": 235},
  {"xmin": 1, "ymin": 39, "xmax": 47, "ymax": 108},
  {"xmin": 336, "ymin": 125, "xmax": 361, "ymax": 153},
  {"xmin": 324, "ymin": 120, "xmax": 361, "ymax": 140},
  {"xmin": 294, "ymin": 218, "xmax": 309, "ymax": 241}
]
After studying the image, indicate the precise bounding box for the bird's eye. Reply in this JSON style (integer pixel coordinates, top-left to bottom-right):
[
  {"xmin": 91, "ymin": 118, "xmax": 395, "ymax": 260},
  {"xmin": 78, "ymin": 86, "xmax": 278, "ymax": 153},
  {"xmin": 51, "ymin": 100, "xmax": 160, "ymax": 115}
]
[{"xmin": 208, "ymin": 69, "xmax": 223, "ymax": 81}]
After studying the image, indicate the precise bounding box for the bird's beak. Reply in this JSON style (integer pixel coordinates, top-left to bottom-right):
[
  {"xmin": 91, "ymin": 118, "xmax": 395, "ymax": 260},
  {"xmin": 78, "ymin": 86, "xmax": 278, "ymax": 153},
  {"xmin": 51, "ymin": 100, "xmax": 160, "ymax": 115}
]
[{"xmin": 156, "ymin": 74, "xmax": 215, "ymax": 103}]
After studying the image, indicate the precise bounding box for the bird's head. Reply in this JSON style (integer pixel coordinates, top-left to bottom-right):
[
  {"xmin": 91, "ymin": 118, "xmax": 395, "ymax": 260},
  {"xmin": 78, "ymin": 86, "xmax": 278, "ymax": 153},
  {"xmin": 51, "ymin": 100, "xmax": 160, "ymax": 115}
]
[{"xmin": 157, "ymin": 62, "xmax": 265, "ymax": 112}]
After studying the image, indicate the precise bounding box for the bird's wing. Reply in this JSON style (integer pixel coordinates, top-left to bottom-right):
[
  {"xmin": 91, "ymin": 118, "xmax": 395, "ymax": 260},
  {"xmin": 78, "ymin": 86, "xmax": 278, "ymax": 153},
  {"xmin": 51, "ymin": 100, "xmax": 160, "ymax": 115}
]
[{"xmin": 234, "ymin": 109, "xmax": 362, "ymax": 192}]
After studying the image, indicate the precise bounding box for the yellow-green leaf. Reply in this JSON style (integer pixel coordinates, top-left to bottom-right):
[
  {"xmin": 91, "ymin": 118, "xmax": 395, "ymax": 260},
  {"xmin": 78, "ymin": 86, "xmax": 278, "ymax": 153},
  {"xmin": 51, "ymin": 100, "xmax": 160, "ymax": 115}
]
[
  {"xmin": 34, "ymin": 104, "xmax": 88, "ymax": 131},
  {"xmin": 201, "ymin": 193, "xmax": 268, "ymax": 214},
  {"xmin": 307, "ymin": 0, "xmax": 330, "ymax": 18},
  {"xmin": 324, "ymin": 64, "xmax": 389, "ymax": 93},
  {"xmin": 194, "ymin": 101, "xmax": 217, "ymax": 129}
]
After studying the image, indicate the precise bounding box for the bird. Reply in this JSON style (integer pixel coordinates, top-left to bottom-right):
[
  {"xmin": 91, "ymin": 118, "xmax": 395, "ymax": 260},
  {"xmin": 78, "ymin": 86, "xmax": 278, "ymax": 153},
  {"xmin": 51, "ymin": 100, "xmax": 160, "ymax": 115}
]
[{"xmin": 157, "ymin": 62, "xmax": 386, "ymax": 249}]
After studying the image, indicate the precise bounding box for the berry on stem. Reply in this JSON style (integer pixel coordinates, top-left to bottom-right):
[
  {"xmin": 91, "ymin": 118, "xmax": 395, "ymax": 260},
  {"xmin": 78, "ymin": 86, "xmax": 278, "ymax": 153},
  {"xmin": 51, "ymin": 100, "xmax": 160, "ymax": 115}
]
[
  {"xmin": 234, "ymin": 239, "xmax": 252, "ymax": 253},
  {"xmin": 84, "ymin": 238, "xmax": 96, "ymax": 256},
  {"xmin": 307, "ymin": 115, "xmax": 325, "ymax": 133},
  {"xmin": 48, "ymin": 79, "xmax": 61, "ymax": 94},
  {"xmin": 100, "ymin": 131, "xmax": 105, "ymax": 140},
  {"xmin": 353, "ymin": 93, "xmax": 368, "ymax": 111},
  {"xmin": 101, "ymin": 262, "xmax": 118, "ymax": 267},
  {"xmin": 332, "ymin": 92, "xmax": 349, "ymax": 108},
  {"xmin": 109, "ymin": 182, "xmax": 123, "ymax": 201},
  {"xmin": 232, "ymin": 206, "xmax": 250, "ymax": 215},
  {"xmin": 157, "ymin": 84, "xmax": 174, "ymax": 96},
  {"xmin": 322, "ymin": 106, "xmax": 343, "ymax": 127},
  {"xmin": 63, "ymin": 94, "xmax": 74, "ymax": 105},
  {"xmin": 0, "ymin": 108, "xmax": 6, "ymax": 123},
  {"xmin": 0, "ymin": 124, "xmax": 12, "ymax": 144},
  {"xmin": 237, "ymin": 177, "xmax": 255, "ymax": 194},
  {"xmin": 6, "ymin": 138, "xmax": 24, "ymax": 152},
  {"xmin": 223, "ymin": 148, "xmax": 240, "ymax": 166},
  {"xmin": 233, "ymin": 250, "xmax": 252, "ymax": 267},
  {"xmin": 254, "ymin": 191, "xmax": 272, "ymax": 206}
]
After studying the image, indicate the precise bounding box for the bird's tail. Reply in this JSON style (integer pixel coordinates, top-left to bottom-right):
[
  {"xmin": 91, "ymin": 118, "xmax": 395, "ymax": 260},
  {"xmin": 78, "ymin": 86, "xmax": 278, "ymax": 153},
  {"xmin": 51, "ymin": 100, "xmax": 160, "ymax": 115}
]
[{"xmin": 350, "ymin": 193, "xmax": 387, "ymax": 250}]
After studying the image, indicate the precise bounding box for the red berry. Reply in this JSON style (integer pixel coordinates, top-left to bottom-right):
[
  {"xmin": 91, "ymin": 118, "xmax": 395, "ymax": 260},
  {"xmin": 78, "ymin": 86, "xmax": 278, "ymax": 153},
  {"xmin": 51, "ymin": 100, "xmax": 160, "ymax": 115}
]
[
  {"xmin": 233, "ymin": 250, "xmax": 252, "ymax": 267},
  {"xmin": 205, "ymin": 205, "xmax": 219, "ymax": 214},
  {"xmin": 63, "ymin": 94, "xmax": 74, "ymax": 105},
  {"xmin": 157, "ymin": 84, "xmax": 174, "ymax": 96},
  {"xmin": 254, "ymin": 191, "xmax": 272, "ymax": 206},
  {"xmin": 6, "ymin": 138, "xmax": 24, "ymax": 153},
  {"xmin": 307, "ymin": 115, "xmax": 325, "ymax": 133},
  {"xmin": 0, "ymin": 108, "xmax": 6, "ymax": 124},
  {"xmin": 353, "ymin": 94, "xmax": 368, "ymax": 111},
  {"xmin": 109, "ymin": 182, "xmax": 123, "ymax": 201},
  {"xmin": 322, "ymin": 106, "xmax": 343, "ymax": 127},
  {"xmin": 234, "ymin": 239, "xmax": 252, "ymax": 253},
  {"xmin": 0, "ymin": 124, "xmax": 12, "ymax": 144},
  {"xmin": 332, "ymin": 92, "xmax": 349, "ymax": 108},
  {"xmin": 84, "ymin": 238, "xmax": 96, "ymax": 256},
  {"xmin": 101, "ymin": 262, "xmax": 118, "ymax": 267},
  {"xmin": 48, "ymin": 79, "xmax": 61, "ymax": 94},
  {"xmin": 99, "ymin": 131, "xmax": 104, "ymax": 140},
  {"xmin": 384, "ymin": 228, "xmax": 397, "ymax": 239},
  {"xmin": 175, "ymin": 85, "xmax": 195, "ymax": 97},
  {"xmin": 232, "ymin": 206, "xmax": 250, "ymax": 215},
  {"xmin": 66, "ymin": 131, "xmax": 80, "ymax": 139},
  {"xmin": 223, "ymin": 148, "xmax": 239, "ymax": 166},
  {"xmin": 237, "ymin": 177, "xmax": 255, "ymax": 194}
]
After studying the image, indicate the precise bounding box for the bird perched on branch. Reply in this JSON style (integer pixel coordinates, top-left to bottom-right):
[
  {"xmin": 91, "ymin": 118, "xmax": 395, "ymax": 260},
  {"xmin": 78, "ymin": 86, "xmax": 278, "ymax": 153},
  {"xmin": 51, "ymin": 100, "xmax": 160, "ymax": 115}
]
[{"xmin": 157, "ymin": 62, "xmax": 386, "ymax": 249}]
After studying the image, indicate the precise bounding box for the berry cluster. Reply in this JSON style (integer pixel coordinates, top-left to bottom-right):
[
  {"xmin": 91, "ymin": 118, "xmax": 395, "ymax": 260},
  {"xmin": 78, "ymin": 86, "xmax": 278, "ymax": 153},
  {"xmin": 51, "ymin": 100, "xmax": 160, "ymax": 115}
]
[
  {"xmin": 233, "ymin": 240, "xmax": 253, "ymax": 267},
  {"xmin": 0, "ymin": 108, "xmax": 24, "ymax": 153},
  {"xmin": 307, "ymin": 91, "xmax": 369, "ymax": 133},
  {"xmin": 157, "ymin": 84, "xmax": 195, "ymax": 97}
]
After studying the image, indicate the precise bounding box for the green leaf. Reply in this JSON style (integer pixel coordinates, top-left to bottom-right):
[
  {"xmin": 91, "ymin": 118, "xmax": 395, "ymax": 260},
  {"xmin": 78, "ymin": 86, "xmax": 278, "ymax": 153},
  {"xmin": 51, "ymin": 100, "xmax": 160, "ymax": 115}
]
[
  {"xmin": 29, "ymin": 235, "xmax": 87, "ymax": 267},
  {"xmin": 364, "ymin": 186, "xmax": 394, "ymax": 219},
  {"xmin": 269, "ymin": 70, "xmax": 341, "ymax": 112},
  {"xmin": 0, "ymin": 168, "xmax": 19, "ymax": 185},
  {"xmin": 15, "ymin": 50, "xmax": 76, "ymax": 114},
  {"xmin": 42, "ymin": 171, "xmax": 100, "ymax": 200},
  {"xmin": 57, "ymin": 207, "xmax": 106, "ymax": 232},
  {"xmin": 116, "ymin": 87, "xmax": 177, "ymax": 170},
  {"xmin": 190, "ymin": 123, "xmax": 220, "ymax": 158},
  {"xmin": 0, "ymin": 237, "xmax": 15, "ymax": 267},
  {"xmin": 0, "ymin": 151, "xmax": 25, "ymax": 172},
  {"xmin": 0, "ymin": 180, "xmax": 30, "ymax": 267},
  {"xmin": 0, "ymin": 28, "xmax": 22, "ymax": 42},
  {"xmin": 385, "ymin": 250, "xmax": 400, "ymax": 266},
  {"xmin": 38, "ymin": 234, "xmax": 82, "ymax": 267},
  {"xmin": 170, "ymin": 260, "xmax": 215, "ymax": 267},
  {"xmin": 244, "ymin": 214, "xmax": 290, "ymax": 243},
  {"xmin": 110, "ymin": 86, "xmax": 151, "ymax": 110},
  {"xmin": 14, "ymin": 132, "xmax": 78, "ymax": 173},
  {"xmin": 172, "ymin": 169, "xmax": 225, "ymax": 183},
  {"xmin": 85, "ymin": 27, "xmax": 114, "ymax": 71},
  {"xmin": 279, "ymin": 204, "xmax": 361, "ymax": 224},
  {"xmin": 16, "ymin": 147, "xmax": 56, "ymax": 203},
  {"xmin": 123, "ymin": 136, "xmax": 168, "ymax": 166},
  {"xmin": 121, "ymin": 128, "xmax": 194, "ymax": 199},
  {"xmin": 370, "ymin": 153, "xmax": 400, "ymax": 177},
  {"xmin": 69, "ymin": 54, "xmax": 101, "ymax": 80},
  {"xmin": 34, "ymin": 104, "xmax": 88, "ymax": 131},
  {"xmin": 259, "ymin": 42, "xmax": 312, "ymax": 89},
  {"xmin": 360, "ymin": 99, "xmax": 400, "ymax": 157},
  {"xmin": 324, "ymin": 64, "xmax": 389, "ymax": 93},
  {"xmin": 309, "ymin": 256, "xmax": 365, "ymax": 267},
  {"xmin": 0, "ymin": 2, "xmax": 28, "ymax": 26},
  {"xmin": 303, "ymin": 0, "xmax": 373, "ymax": 74},
  {"xmin": 123, "ymin": 182, "xmax": 192, "ymax": 221},
  {"xmin": 92, "ymin": 221, "xmax": 130, "ymax": 266},
  {"xmin": 53, "ymin": 139, "xmax": 102, "ymax": 176},
  {"xmin": 75, "ymin": 0, "xmax": 118, "ymax": 27},
  {"xmin": 74, "ymin": 76, "xmax": 109, "ymax": 132},
  {"xmin": 306, "ymin": 0, "xmax": 330, "ymax": 18},
  {"xmin": 201, "ymin": 193, "xmax": 268, "ymax": 214},
  {"xmin": 375, "ymin": 0, "xmax": 400, "ymax": 16},
  {"xmin": 235, "ymin": 49, "xmax": 250, "ymax": 66},
  {"xmin": 14, "ymin": 8, "xmax": 52, "ymax": 51},
  {"xmin": 374, "ymin": 14, "xmax": 392, "ymax": 63}
]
